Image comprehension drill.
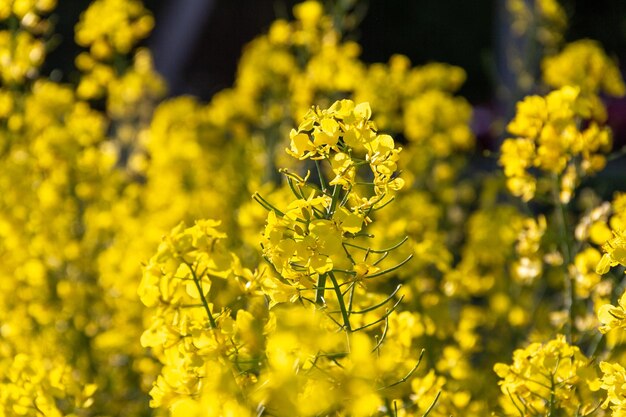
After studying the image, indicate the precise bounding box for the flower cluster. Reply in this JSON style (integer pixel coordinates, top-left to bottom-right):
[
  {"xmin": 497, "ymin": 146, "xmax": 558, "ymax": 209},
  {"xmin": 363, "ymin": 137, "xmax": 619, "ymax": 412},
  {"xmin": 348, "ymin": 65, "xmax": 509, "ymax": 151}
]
[
  {"xmin": 594, "ymin": 361, "xmax": 626, "ymax": 417},
  {"xmin": 596, "ymin": 195, "xmax": 626, "ymax": 275},
  {"xmin": 139, "ymin": 220, "xmax": 266, "ymax": 414},
  {"xmin": 2, "ymin": 0, "xmax": 626, "ymax": 416},
  {"xmin": 0, "ymin": 0, "xmax": 55, "ymax": 84},
  {"xmin": 594, "ymin": 194, "xmax": 626, "ymax": 335},
  {"xmin": 500, "ymin": 86, "xmax": 612, "ymax": 202},
  {"xmin": 0, "ymin": 352, "xmax": 97, "ymax": 417},
  {"xmin": 508, "ymin": 0, "xmax": 567, "ymax": 50},
  {"xmin": 139, "ymin": 99, "xmax": 446, "ymax": 416},
  {"xmin": 505, "ymin": 0, "xmax": 567, "ymax": 95},
  {"xmin": 597, "ymin": 292, "xmax": 626, "ymax": 334},
  {"xmin": 494, "ymin": 335, "xmax": 596, "ymax": 416},
  {"xmin": 74, "ymin": 0, "xmax": 163, "ymax": 103},
  {"xmin": 542, "ymin": 40, "xmax": 626, "ymax": 98},
  {"xmin": 260, "ymin": 99, "xmax": 409, "ymax": 332},
  {"xmin": 75, "ymin": 0, "xmax": 153, "ymax": 56},
  {"xmin": 288, "ymin": 100, "xmax": 404, "ymax": 198}
]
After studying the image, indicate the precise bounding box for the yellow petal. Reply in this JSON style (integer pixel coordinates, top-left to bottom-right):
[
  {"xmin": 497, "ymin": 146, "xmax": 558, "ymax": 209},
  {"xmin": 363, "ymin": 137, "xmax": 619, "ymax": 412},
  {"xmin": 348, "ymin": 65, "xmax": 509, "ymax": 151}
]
[
  {"xmin": 354, "ymin": 102, "xmax": 372, "ymax": 120},
  {"xmin": 309, "ymin": 255, "xmax": 333, "ymax": 274},
  {"xmin": 596, "ymin": 253, "xmax": 613, "ymax": 275}
]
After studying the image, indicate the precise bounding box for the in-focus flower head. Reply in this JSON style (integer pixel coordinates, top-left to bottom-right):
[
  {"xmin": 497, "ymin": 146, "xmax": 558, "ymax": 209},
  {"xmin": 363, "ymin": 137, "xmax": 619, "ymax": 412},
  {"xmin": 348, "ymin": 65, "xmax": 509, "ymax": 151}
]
[
  {"xmin": 287, "ymin": 99, "xmax": 403, "ymax": 202},
  {"xmin": 597, "ymin": 291, "xmax": 626, "ymax": 334},
  {"xmin": 494, "ymin": 335, "xmax": 594, "ymax": 415},
  {"xmin": 594, "ymin": 361, "xmax": 626, "ymax": 416}
]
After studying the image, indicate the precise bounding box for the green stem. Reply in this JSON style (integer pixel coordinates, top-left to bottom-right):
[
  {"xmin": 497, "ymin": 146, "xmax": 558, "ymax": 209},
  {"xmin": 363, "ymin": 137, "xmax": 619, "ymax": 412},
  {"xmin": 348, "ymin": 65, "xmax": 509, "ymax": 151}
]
[
  {"xmin": 547, "ymin": 375, "xmax": 556, "ymax": 417},
  {"xmin": 343, "ymin": 236, "xmax": 409, "ymax": 253},
  {"xmin": 347, "ymin": 281, "xmax": 356, "ymax": 315},
  {"xmin": 328, "ymin": 271, "xmax": 352, "ymax": 332},
  {"xmin": 315, "ymin": 274, "xmax": 327, "ymax": 305},
  {"xmin": 366, "ymin": 254, "xmax": 413, "ymax": 279},
  {"xmin": 253, "ymin": 192, "xmax": 285, "ymax": 216},
  {"xmin": 327, "ymin": 184, "xmax": 341, "ymax": 217},
  {"xmin": 184, "ymin": 261, "xmax": 218, "ymax": 329},
  {"xmin": 315, "ymin": 159, "xmax": 328, "ymax": 193},
  {"xmin": 379, "ymin": 349, "xmax": 424, "ymax": 391},
  {"xmin": 552, "ymin": 174, "xmax": 575, "ymax": 342},
  {"xmin": 421, "ymin": 390, "xmax": 441, "ymax": 417}
]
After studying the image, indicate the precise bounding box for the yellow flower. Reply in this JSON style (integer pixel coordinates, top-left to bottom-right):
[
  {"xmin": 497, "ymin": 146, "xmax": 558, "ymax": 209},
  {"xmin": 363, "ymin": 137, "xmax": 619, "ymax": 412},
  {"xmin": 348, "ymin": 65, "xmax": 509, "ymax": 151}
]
[
  {"xmin": 494, "ymin": 335, "xmax": 593, "ymax": 415},
  {"xmin": 501, "ymin": 86, "xmax": 612, "ymax": 201},
  {"xmin": 293, "ymin": 0, "xmax": 324, "ymax": 28},
  {"xmin": 543, "ymin": 39, "xmax": 626, "ymax": 97},
  {"xmin": 597, "ymin": 229, "xmax": 626, "ymax": 275},
  {"xmin": 595, "ymin": 361, "xmax": 626, "ymax": 416},
  {"xmin": 598, "ymin": 291, "xmax": 626, "ymax": 333}
]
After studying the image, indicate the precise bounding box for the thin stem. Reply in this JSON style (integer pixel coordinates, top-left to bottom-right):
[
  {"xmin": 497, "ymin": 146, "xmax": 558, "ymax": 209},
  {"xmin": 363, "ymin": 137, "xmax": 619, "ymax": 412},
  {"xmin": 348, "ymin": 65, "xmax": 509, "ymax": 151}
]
[
  {"xmin": 547, "ymin": 374, "xmax": 556, "ymax": 417},
  {"xmin": 346, "ymin": 281, "xmax": 356, "ymax": 315},
  {"xmin": 352, "ymin": 297, "xmax": 403, "ymax": 331},
  {"xmin": 552, "ymin": 174, "xmax": 575, "ymax": 342},
  {"xmin": 315, "ymin": 159, "xmax": 328, "ymax": 193},
  {"xmin": 328, "ymin": 271, "xmax": 352, "ymax": 332},
  {"xmin": 506, "ymin": 388, "xmax": 525, "ymax": 417},
  {"xmin": 343, "ymin": 236, "xmax": 409, "ymax": 253},
  {"xmin": 421, "ymin": 390, "xmax": 441, "ymax": 417},
  {"xmin": 342, "ymin": 281, "xmax": 356, "ymax": 297},
  {"xmin": 351, "ymin": 285, "xmax": 402, "ymax": 314},
  {"xmin": 370, "ymin": 196, "xmax": 395, "ymax": 211},
  {"xmin": 327, "ymin": 184, "xmax": 342, "ymax": 217},
  {"xmin": 373, "ymin": 251, "xmax": 390, "ymax": 266},
  {"xmin": 183, "ymin": 261, "xmax": 217, "ymax": 329},
  {"xmin": 366, "ymin": 254, "xmax": 413, "ymax": 279},
  {"xmin": 315, "ymin": 274, "xmax": 327, "ymax": 305},
  {"xmin": 379, "ymin": 349, "xmax": 424, "ymax": 390},
  {"xmin": 286, "ymin": 175, "xmax": 305, "ymax": 200},
  {"xmin": 339, "ymin": 184, "xmax": 352, "ymax": 208},
  {"xmin": 342, "ymin": 242, "xmax": 356, "ymax": 264},
  {"xmin": 372, "ymin": 315, "xmax": 389, "ymax": 352},
  {"xmin": 253, "ymin": 192, "xmax": 285, "ymax": 217}
]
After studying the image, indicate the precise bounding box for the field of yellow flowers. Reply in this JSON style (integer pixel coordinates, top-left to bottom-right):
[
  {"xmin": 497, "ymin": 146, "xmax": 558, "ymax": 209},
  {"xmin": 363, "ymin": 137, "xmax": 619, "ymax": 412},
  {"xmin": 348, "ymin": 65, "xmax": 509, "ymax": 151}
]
[{"xmin": 2, "ymin": 0, "xmax": 626, "ymax": 416}]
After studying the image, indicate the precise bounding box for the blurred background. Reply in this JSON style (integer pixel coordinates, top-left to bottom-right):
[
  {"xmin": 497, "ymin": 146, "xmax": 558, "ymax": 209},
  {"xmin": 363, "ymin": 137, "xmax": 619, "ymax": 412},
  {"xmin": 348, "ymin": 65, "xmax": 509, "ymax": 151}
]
[
  {"xmin": 44, "ymin": 0, "xmax": 626, "ymax": 147},
  {"xmin": 44, "ymin": 1, "xmax": 626, "ymax": 97}
]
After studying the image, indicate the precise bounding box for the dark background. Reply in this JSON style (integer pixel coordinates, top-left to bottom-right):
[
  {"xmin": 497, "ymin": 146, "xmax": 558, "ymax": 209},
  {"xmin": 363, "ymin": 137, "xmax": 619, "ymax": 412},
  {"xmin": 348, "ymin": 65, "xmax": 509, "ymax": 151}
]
[{"xmin": 46, "ymin": 0, "xmax": 626, "ymax": 103}]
